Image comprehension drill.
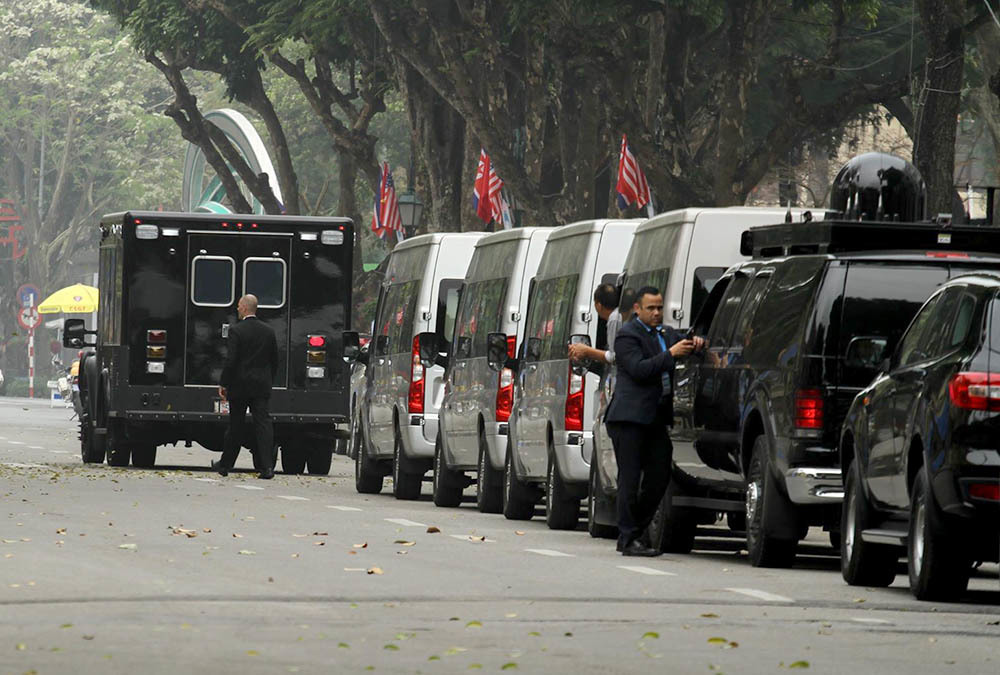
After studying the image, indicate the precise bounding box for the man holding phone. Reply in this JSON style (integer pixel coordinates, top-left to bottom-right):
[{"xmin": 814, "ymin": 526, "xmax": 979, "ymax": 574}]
[{"xmin": 604, "ymin": 286, "xmax": 704, "ymax": 556}]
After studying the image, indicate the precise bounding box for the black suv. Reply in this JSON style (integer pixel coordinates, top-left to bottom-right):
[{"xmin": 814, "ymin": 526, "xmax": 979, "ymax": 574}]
[
  {"xmin": 840, "ymin": 274, "xmax": 1000, "ymax": 601},
  {"xmin": 659, "ymin": 221, "xmax": 1000, "ymax": 567}
]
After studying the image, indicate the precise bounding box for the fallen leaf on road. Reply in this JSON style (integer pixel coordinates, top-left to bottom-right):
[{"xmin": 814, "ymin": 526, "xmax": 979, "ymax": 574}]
[
  {"xmin": 232, "ymin": 533, "xmax": 244, "ymax": 538},
  {"xmin": 426, "ymin": 526, "xmax": 441, "ymax": 534},
  {"xmin": 853, "ymin": 598, "xmax": 866, "ymax": 603},
  {"xmin": 118, "ymin": 544, "xmax": 136, "ymax": 550},
  {"xmin": 393, "ymin": 540, "xmax": 415, "ymax": 546},
  {"xmin": 338, "ymin": 642, "xmax": 349, "ymax": 649},
  {"xmin": 466, "ymin": 621, "xmax": 482, "ymax": 628},
  {"xmin": 383, "ymin": 644, "xmax": 399, "ymax": 651},
  {"xmin": 353, "ymin": 542, "xmax": 368, "ymax": 549},
  {"xmin": 16, "ymin": 643, "xmax": 26, "ymax": 651},
  {"xmin": 505, "ymin": 613, "xmax": 517, "ymax": 618},
  {"xmin": 291, "ymin": 553, "xmax": 300, "ymax": 558},
  {"xmin": 501, "ymin": 663, "xmax": 518, "ymax": 670},
  {"xmin": 701, "ymin": 613, "xmax": 719, "ymax": 618},
  {"xmin": 82, "ymin": 635, "xmax": 94, "ymax": 641},
  {"xmin": 292, "ymin": 534, "xmax": 308, "ymax": 538},
  {"xmin": 313, "ymin": 541, "xmax": 326, "ymax": 546},
  {"xmin": 641, "ymin": 632, "xmax": 659, "ymax": 640},
  {"xmin": 202, "ymin": 528, "xmax": 211, "ymax": 533},
  {"xmin": 396, "ymin": 550, "xmax": 408, "ymax": 555},
  {"xmin": 788, "ymin": 661, "xmax": 810, "ymax": 669},
  {"xmin": 707, "ymin": 637, "xmax": 727, "ymax": 645},
  {"xmin": 367, "ymin": 567, "xmax": 383, "ymax": 575},
  {"xmin": 60, "ymin": 624, "xmax": 72, "ymax": 629},
  {"xmin": 238, "ymin": 549, "xmax": 256, "ymax": 555},
  {"xmin": 56, "ymin": 528, "xmax": 66, "ymax": 534},
  {"xmin": 247, "ymin": 650, "xmax": 259, "ymax": 656},
  {"xmin": 514, "ymin": 531, "xmax": 525, "ymax": 536},
  {"xmin": 312, "ymin": 532, "xmax": 328, "ymax": 536}
]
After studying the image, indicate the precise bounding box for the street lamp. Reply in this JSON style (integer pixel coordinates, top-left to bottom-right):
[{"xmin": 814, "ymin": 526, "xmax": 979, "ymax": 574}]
[{"xmin": 398, "ymin": 190, "xmax": 424, "ymax": 238}]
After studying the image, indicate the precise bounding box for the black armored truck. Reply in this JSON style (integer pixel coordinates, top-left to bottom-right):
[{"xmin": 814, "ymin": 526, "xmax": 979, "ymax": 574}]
[{"xmin": 64, "ymin": 211, "xmax": 360, "ymax": 474}]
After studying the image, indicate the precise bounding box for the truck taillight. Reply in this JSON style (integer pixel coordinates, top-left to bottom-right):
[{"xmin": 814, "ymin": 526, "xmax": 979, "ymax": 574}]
[
  {"xmin": 306, "ymin": 334, "xmax": 327, "ymax": 378},
  {"xmin": 794, "ymin": 388, "xmax": 824, "ymax": 429},
  {"xmin": 949, "ymin": 372, "xmax": 1000, "ymax": 411},
  {"xmin": 146, "ymin": 329, "xmax": 167, "ymax": 343},
  {"xmin": 146, "ymin": 329, "xmax": 167, "ymax": 374},
  {"xmin": 408, "ymin": 335, "xmax": 424, "ymax": 414},
  {"xmin": 308, "ymin": 335, "xmax": 327, "ymax": 348},
  {"xmin": 565, "ymin": 365, "xmax": 585, "ymax": 432},
  {"xmin": 495, "ymin": 335, "xmax": 516, "ymax": 422}
]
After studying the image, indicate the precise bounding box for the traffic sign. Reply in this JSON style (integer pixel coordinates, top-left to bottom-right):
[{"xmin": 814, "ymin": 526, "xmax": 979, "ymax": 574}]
[
  {"xmin": 17, "ymin": 305, "xmax": 41, "ymax": 330},
  {"xmin": 17, "ymin": 283, "xmax": 41, "ymax": 309}
]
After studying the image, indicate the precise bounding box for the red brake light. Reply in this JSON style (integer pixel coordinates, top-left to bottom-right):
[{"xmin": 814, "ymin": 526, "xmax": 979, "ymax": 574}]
[
  {"xmin": 794, "ymin": 388, "xmax": 824, "ymax": 429},
  {"xmin": 147, "ymin": 329, "xmax": 167, "ymax": 344},
  {"xmin": 949, "ymin": 372, "xmax": 1000, "ymax": 411},
  {"xmin": 925, "ymin": 251, "xmax": 969, "ymax": 259},
  {"xmin": 495, "ymin": 336, "xmax": 517, "ymax": 422},
  {"xmin": 408, "ymin": 336, "xmax": 425, "ymax": 414},
  {"xmin": 221, "ymin": 221, "xmax": 229, "ymax": 228},
  {"xmin": 308, "ymin": 335, "xmax": 326, "ymax": 348},
  {"xmin": 565, "ymin": 364, "xmax": 585, "ymax": 432},
  {"xmin": 968, "ymin": 482, "xmax": 1000, "ymax": 501}
]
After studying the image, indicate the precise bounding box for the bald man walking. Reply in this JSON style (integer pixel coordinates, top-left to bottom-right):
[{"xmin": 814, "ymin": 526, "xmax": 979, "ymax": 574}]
[{"xmin": 215, "ymin": 294, "xmax": 279, "ymax": 479}]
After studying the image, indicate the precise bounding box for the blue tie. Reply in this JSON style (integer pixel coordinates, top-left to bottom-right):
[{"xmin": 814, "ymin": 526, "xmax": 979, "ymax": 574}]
[{"xmin": 647, "ymin": 325, "xmax": 671, "ymax": 398}]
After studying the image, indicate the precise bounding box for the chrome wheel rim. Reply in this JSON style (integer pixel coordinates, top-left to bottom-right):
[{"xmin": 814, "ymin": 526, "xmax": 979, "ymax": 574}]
[
  {"xmin": 845, "ymin": 488, "xmax": 856, "ymax": 560},
  {"xmin": 912, "ymin": 500, "xmax": 926, "ymax": 578},
  {"xmin": 746, "ymin": 479, "xmax": 761, "ymax": 525}
]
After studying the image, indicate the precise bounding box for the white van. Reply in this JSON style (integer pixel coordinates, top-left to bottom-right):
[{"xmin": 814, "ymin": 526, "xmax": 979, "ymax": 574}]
[
  {"xmin": 503, "ymin": 219, "xmax": 640, "ymax": 529},
  {"xmin": 435, "ymin": 227, "xmax": 552, "ymax": 512},
  {"xmin": 588, "ymin": 207, "xmax": 831, "ymax": 539},
  {"xmin": 355, "ymin": 232, "xmax": 485, "ymax": 498}
]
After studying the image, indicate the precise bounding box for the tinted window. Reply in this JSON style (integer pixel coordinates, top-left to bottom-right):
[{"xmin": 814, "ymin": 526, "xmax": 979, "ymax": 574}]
[
  {"xmin": 746, "ymin": 260, "xmax": 823, "ymax": 366},
  {"xmin": 454, "ymin": 278, "xmax": 508, "ymax": 357},
  {"xmin": 729, "ymin": 272, "xmax": 772, "ymax": 354},
  {"xmin": 945, "ymin": 292, "xmax": 977, "ymax": 353},
  {"xmin": 898, "ymin": 295, "xmax": 942, "ymax": 367},
  {"xmin": 436, "ymin": 279, "xmax": 463, "ymax": 345},
  {"xmin": 708, "ymin": 274, "xmax": 749, "ymax": 350},
  {"xmin": 691, "ymin": 266, "xmax": 726, "ymax": 323},
  {"xmin": 525, "ymin": 274, "xmax": 579, "ymax": 360},
  {"xmin": 192, "ymin": 256, "xmax": 235, "ymax": 307},
  {"xmin": 243, "ymin": 258, "xmax": 286, "ymax": 308},
  {"xmin": 619, "ymin": 268, "xmax": 670, "ymax": 319},
  {"xmin": 378, "ymin": 280, "xmax": 420, "ymax": 353}
]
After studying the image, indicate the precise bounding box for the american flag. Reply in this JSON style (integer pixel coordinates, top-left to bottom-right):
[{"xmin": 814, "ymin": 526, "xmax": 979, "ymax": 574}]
[
  {"xmin": 616, "ymin": 134, "xmax": 653, "ymax": 215},
  {"xmin": 371, "ymin": 162, "xmax": 404, "ymax": 242},
  {"xmin": 473, "ymin": 149, "xmax": 505, "ymax": 225}
]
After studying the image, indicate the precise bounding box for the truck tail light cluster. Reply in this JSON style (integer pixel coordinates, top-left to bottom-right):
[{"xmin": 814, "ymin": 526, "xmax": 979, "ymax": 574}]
[
  {"xmin": 565, "ymin": 365, "xmax": 585, "ymax": 432},
  {"xmin": 495, "ymin": 335, "xmax": 517, "ymax": 422},
  {"xmin": 146, "ymin": 329, "xmax": 167, "ymax": 374},
  {"xmin": 307, "ymin": 334, "xmax": 327, "ymax": 378},
  {"xmin": 408, "ymin": 335, "xmax": 425, "ymax": 414},
  {"xmin": 949, "ymin": 372, "xmax": 1000, "ymax": 411},
  {"xmin": 794, "ymin": 388, "xmax": 824, "ymax": 429}
]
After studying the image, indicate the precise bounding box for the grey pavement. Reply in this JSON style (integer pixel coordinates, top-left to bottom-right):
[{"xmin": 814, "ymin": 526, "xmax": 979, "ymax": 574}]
[{"xmin": 0, "ymin": 396, "xmax": 997, "ymax": 674}]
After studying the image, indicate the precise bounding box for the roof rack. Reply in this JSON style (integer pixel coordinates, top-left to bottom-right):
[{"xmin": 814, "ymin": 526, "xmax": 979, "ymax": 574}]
[{"xmin": 740, "ymin": 220, "xmax": 1000, "ymax": 259}]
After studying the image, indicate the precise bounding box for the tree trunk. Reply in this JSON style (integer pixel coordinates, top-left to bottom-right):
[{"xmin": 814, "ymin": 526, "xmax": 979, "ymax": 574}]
[{"xmin": 337, "ymin": 151, "xmax": 365, "ymax": 276}]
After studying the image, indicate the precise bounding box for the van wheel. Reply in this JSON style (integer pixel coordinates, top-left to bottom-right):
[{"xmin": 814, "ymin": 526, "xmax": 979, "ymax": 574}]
[
  {"xmin": 503, "ymin": 438, "xmax": 538, "ymax": 521},
  {"xmin": 131, "ymin": 444, "xmax": 157, "ymax": 469},
  {"xmin": 307, "ymin": 446, "xmax": 333, "ymax": 475},
  {"xmin": 746, "ymin": 435, "xmax": 796, "ymax": 568},
  {"xmin": 648, "ymin": 479, "xmax": 696, "ymax": 553},
  {"xmin": 908, "ymin": 470, "xmax": 971, "ymax": 601},
  {"xmin": 392, "ymin": 431, "xmax": 422, "ymax": 500},
  {"xmin": 587, "ymin": 454, "xmax": 618, "ymax": 540},
  {"xmin": 545, "ymin": 457, "xmax": 580, "ymax": 530},
  {"xmin": 476, "ymin": 432, "xmax": 502, "ymax": 513},
  {"xmin": 282, "ymin": 447, "xmax": 307, "ymax": 474},
  {"xmin": 106, "ymin": 430, "xmax": 130, "ymax": 467},
  {"xmin": 841, "ymin": 462, "xmax": 897, "ymax": 586},
  {"xmin": 433, "ymin": 435, "xmax": 464, "ymax": 507},
  {"xmin": 79, "ymin": 417, "xmax": 105, "ymax": 464},
  {"xmin": 354, "ymin": 427, "xmax": 383, "ymax": 494}
]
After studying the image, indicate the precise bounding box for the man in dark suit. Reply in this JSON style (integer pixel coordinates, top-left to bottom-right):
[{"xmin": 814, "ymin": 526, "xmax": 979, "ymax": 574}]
[
  {"xmin": 605, "ymin": 286, "xmax": 704, "ymax": 556},
  {"xmin": 214, "ymin": 294, "xmax": 279, "ymax": 479}
]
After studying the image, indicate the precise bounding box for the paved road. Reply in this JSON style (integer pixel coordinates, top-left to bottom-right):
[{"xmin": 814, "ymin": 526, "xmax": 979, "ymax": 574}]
[{"xmin": 1, "ymin": 395, "xmax": 998, "ymax": 674}]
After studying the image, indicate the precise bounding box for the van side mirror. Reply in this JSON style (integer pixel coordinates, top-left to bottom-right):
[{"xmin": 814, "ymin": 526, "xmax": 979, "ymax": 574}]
[
  {"xmin": 417, "ymin": 332, "xmax": 439, "ymax": 368},
  {"xmin": 845, "ymin": 336, "xmax": 888, "ymax": 370},
  {"xmin": 342, "ymin": 331, "xmax": 361, "ymax": 362},
  {"xmin": 487, "ymin": 332, "xmax": 508, "ymax": 372},
  {"xmin": 62, "ymin": 318, "xmax": 96, "ymax": 348},
  {"xmin": 569, "ymin": 333, "xmax": 591, "ymax": 375},
  {"xmin": 526, "ymin": 337, "xmax": 542, "ymax": 363},
  {"xmin": 375, "ymin": 334, "xmax": 389, "ymax": 357}
]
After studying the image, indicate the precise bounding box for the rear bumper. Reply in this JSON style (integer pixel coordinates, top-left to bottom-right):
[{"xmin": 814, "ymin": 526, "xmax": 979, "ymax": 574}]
[
  {"xmin": 401, "ymin": 413, "xmax": 438, "ymax": 459},
  {"xmin": 554, "ymin": 431, "xmax": 591, "ymax": 484},
  {"xmin": 784, "ymin": 467, "xmax": 844, "ymax": 504}
]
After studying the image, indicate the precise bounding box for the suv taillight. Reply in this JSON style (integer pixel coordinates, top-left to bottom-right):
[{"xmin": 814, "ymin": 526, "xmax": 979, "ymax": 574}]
[
  {"xmin": 408, "ymin": 335, "xmax": 424, "ymax": 414},
  {"xmin": 495, "ymin": 335, "xmax": 516, "ymax": 422},
  {"xmin": 794, "ymin": 388, "xmax": 824, "ymax": 429},
  {"xmin": 565, "ymin": 364, "xmax": 585, "ymax": 432},
  {"xmin": 949, "ymin": 372, "xmax": 1000, "ymax": 411}
]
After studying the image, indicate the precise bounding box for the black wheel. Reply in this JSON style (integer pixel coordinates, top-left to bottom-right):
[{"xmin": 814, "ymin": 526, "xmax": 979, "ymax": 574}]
[
  {"xmin": 281, "ymin": 447, "xmax": 307, "ymax": 475},
  {"xmin": 131, "ymin": 444, "xmax": 157, "ymax": 469},
  {"xmin": 648, "ymin": 478, "xmax": 696, "ymax": 553},
  {"xmin": 746, "ymin": 435, "xmax": 797, "ymax": 568},
  {"xmin": 726, "ymin": 511, "xmax": 746, "ymax": 532},
  {"xmin": 587, "ymin": 454, "xmax": 618, "ymax": 539},
  {"xmin": 840, "ymin": 462, "xmax": 897, "ymax": 586},
  {"xmin": 354, "ymin": 426, "xmax": 383, "ymax": 494},
  {"xmin": 306, "ymin": 445, "xmax": 333, "ymax": 475},
  {"xmin": 106, "ymin": 428, "xmax": 130, "ymax": 467},
  {"xmin": 476, "ymin": 431, "xmax": 503, "ymax": 514},
  {"xmin": 502, "ymin": 438, "xmax": 538, "ymax": 521},
  {"xmin": 908, "ymin": 470, "xmax": 971, "ymax": 601},
  {"xmin": 432, "ymin": 434, "xmax": 464, "ymax": 507},
  {"xmin": 392, "ymin": 430, "xmax": 423, "ymax": 500},
  {"xmin": 545, "ymin": 456, "xmax": 580, "ymax": 530},
  {"xmin": 79, "ymin": 416, "xmax": 105, "ymax": 464}
]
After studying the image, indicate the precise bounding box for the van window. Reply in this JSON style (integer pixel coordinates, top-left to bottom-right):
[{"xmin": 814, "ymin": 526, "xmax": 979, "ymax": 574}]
[
  {"xmin": 691, "ymin": 267, "xmax": 726, "ymax": 323},
  {"xmin": 525, "ymin": 274, "xmax": 579, "ymax": 360},
  {"xmin": 707, "ymin": 275, "xmax": 749, "ymax": 350},
  {"xmin": 192, "ymin": 256, "xmax": 235, "ymax": 307},
  {"xmin": 379, "ymin": 280, "xmax": 420, "ymax": 354},
  {"xmin": 454, "ymin": 277, "xmax": 508, "ymax": 357},
  {"xmin": 243, "ymin": 258, "xmax": 286, "ymax": 309},
  {"xmin": 619, "ymin": 268, "xmax": 670, "ymax": 319},
  {"xmin": 436, "ymin": 279, "xmax": 463, "ymax": 346}
]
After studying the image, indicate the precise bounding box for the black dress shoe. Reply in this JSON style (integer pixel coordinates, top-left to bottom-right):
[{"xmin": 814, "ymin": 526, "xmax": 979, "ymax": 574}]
[
  {"xmin": 211, "ymin": 460, "xmax": 229, "ymax": 477},
  {"xmin": 258, "ymin": 469, "xmax": 274, "ymax": 480},
  {"xmin": 621, "ymin": 540, "xmax": 662, "ymax": 557}
]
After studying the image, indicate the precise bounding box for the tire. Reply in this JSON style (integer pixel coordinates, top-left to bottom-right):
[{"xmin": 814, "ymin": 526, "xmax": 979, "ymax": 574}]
[
  {"xmin": 131, "ymin": 444, "xmax": 157, "ymax": 469},
  {"xmin": 746, "ymin": 435, "xmax": 797, "ymax": 568},
  {"xmin": 908, "ymin": 470, "xmax": 971, "ymax": 601},
  {"xmin": 432, "ymin": 434, "xmax": 464, "ymax": 507},
  {"xmin": 354, "ymin": 426, "xmax": 383, "ymax": 494},
  {"xmin": 307, "ymin": 446, "xmax": 333, "ymax": 475},
  {"xmin": 476, "ymin": 431, "xmax": 503, "ymax": 514},
  {"xmin": 106, "ymin": 427, "xmax": 130, "ymax": 467},
  {"xmin": 648, "ymin": 478, "xmax": 696, "ymax": 553},
  {"xmin": 840, "ymin": 462, "xmax": 898, "ymax": 587},
  {"xmin": 80, "ymin": 416, "xmax": 104, "ymax": 464},
  {"xmin": 545, "ymin": 456, "xmax": 580, "ymax": 530},
  {"xmin": 392, "ymin": 430, "xmax": 423, "ymax": 500},
  {"xmin": 503, "ymin": 438, "xmax": 538, "ymax": 521},
  {"xmin": 281, "ymin": 447, "xmax": 307, "ymax": 475},
  {"xmin": 587, "ymin": 455, "xmax": 618, "ymax": 539}
]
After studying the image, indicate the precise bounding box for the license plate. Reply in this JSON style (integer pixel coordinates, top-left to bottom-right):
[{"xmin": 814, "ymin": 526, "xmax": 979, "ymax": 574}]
[{"xmin": 214, "ymin": 400, "xmax": 230, "ymax": 414}]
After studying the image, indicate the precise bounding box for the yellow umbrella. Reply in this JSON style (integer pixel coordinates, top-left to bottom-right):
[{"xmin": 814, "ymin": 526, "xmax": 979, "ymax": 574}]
[{"xmin": 38, "ymin": 283, "xmax": 99, "ymax": 314}]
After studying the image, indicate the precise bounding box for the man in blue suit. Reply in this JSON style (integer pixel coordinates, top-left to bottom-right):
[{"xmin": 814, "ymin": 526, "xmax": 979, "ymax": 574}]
[{"xmin": 605, "ymin": 286, "xmax": 704, "ymax": 556}]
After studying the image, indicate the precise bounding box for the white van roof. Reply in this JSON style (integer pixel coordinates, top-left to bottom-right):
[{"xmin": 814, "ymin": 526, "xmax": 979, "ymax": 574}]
[
  {"xmin": 474, "ymin": 226, "xmax": 553, "ymax": 248},
  {"xmin": 547, "ymin": 218, "xmax": 644, "ymax": 242},
  {"xmin": 392, "ymin": 231, "xmax": 487, "ymax": 252},
  {"xmin": 634, "ymin": 206, "xmax": 833, "ymax": 235}
]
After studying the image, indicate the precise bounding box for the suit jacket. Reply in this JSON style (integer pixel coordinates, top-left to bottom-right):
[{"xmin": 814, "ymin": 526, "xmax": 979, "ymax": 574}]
[
  {"xmin": 220, "ymin": 316, "xmax": 279, "ymax": 399},
  {"xmin": 605, "ymin": 317, "xmax": 684, "ymax": 425}
]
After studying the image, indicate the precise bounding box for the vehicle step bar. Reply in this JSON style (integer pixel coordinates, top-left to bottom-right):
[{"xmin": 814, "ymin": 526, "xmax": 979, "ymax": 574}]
[
  {"xmin": 860, "ymin": 528, "xmax": 908, "ymax": 547},
  {"xmin": 673, "ymin": 496, "xmax": 744, "ymax": 512}
]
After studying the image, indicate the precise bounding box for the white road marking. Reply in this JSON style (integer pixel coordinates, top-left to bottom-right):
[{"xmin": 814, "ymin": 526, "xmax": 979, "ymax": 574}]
[
  {"xmin": 524, "ymin": 548, "xmax": 575, "ymax": 558},
  {"xmin": 384, "ymin": 518, "xmax": 426, "ymax": 527},
  {"xmin": 1, "ymin": 462, "xmax": 47, "ymax": 468},
  {"xmin": 49, "ymin": 451, "xmax": 68, "ymax": 455},
  {"xmin": 725, "ymin": 588, "xmax": 794, "ymax": 603},
  {"xmin": 277, "ymin": 495, "xmax": 310, "ymax": 501},
  {"xmin": 618, "ymin": 565, "xmax": 676, "ymax": 576},
  {"xmin": 194, "ymin": 478, "xmax": 219, "ymax": 483},
  {"xmin": 449, "ymin": 534, "xmax": 495, "ymax": 543},
  {"xmin": 233, "ymin": 484, "xmax": 265, "ymax": 491},
  {"xmin": 30, "ymin": 446, "xmax": 45, "ymax": 450},
  {"xmin": 7, "ymin": 441, "xmax": 25, "ymax": 445},
  {"xmin": 327, "ymin": 506, "xmax": 362, "ymax": 512},
  {"xmin": 851, "ymin": 618, "xmax": 892, "ymax": 625}
]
